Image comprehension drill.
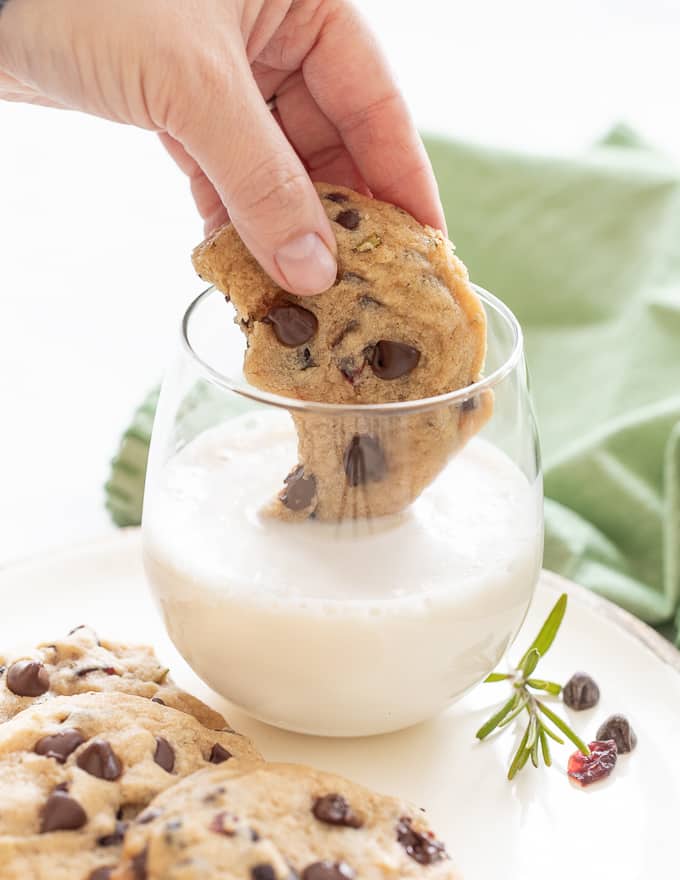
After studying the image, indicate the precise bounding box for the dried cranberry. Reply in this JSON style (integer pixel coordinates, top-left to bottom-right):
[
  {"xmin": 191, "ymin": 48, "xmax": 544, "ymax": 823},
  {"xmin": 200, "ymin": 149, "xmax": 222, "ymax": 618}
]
[{"xmin": 567, "ymin": 740, "xmax": 617, "ymax": 786}]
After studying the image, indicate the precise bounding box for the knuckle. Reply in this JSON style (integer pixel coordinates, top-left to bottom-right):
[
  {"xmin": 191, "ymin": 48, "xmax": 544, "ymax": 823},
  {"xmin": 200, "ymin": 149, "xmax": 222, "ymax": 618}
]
[{"xmin": 233, "ymin": 159, "xmax": 310, "ymax": 231}]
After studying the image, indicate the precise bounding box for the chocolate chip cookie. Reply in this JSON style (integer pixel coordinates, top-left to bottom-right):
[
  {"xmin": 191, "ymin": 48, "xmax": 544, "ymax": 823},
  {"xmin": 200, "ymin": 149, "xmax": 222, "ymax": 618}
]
[
  {"xmin": 0, "ymin": 625, "xmax": 226, "ymax": 730},
  {"xmin": 0, "ymin": 692, "xmax": 261, "ymax": 880},
  {"xmin": 114, "ymin": 762, "xmax": 459, "ymax": 879},
  {"xmin": 193, "ymin": 182, "xmax": 491, "ymax": 521}
]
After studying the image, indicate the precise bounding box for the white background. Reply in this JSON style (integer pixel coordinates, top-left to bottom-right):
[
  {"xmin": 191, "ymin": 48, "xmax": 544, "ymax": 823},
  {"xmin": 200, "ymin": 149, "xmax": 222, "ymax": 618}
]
[{"xmin": 1, "ymin": 0, "xmax": 679, "ymax": 565}]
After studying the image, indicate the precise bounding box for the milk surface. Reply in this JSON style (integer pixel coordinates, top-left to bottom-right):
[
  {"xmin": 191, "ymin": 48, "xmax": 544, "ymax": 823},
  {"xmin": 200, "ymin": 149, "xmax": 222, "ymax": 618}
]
[{"xmin": 143, "ymin": 410, "xmax": 543, "ymax": 735}]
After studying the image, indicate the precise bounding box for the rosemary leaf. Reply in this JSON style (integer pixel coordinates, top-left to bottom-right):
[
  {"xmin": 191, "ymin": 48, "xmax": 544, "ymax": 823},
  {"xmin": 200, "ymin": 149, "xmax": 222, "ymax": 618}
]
[
  {"xmin": 483, "ymin": 672, "xmax": 512, "ymax": 683},
  {"xmin": 542, "ymin": 723, "xmax": 565, "ymax": 745},
  {"xmin": 539, "ymin": 728, "xmax": 552, "ymax": 766},
  {"xmin": 476, "ymin": 694, "xmax": 518, "ymax": 740},
  {"xmin": 526, "ymin": 713, "xmax": 538, "ymax": 750},
  {"xmin": 531, "ymin": 733, "xmax": 540, "ymax": 768},
  {"xmin": 537, "ymin": 700, "xmax": 590, "ymax": 755},
  {"xmin": 518, "ymin": 593, "xmax": 567, "ymax": 667},
  {"xmin": 526, "ymin": 678, "xmax": 562, "ymax": 695},
  {"xmin": 507, "ymin": 724, "xmax": 531, "ymax": 780},
  {"xmin": 498, "ymin": 696, "xmax": 529, "ymax": 728},
  {"xmin": 519, "ymin": 648, "xmax": 541, "ymax": 678}
]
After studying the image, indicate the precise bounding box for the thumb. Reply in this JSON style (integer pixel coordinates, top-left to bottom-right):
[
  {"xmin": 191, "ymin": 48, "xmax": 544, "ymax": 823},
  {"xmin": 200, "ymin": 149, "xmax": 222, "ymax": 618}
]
[{"xmin": 174, "ymin": 56, "xmax": 337, "ymax": 296}]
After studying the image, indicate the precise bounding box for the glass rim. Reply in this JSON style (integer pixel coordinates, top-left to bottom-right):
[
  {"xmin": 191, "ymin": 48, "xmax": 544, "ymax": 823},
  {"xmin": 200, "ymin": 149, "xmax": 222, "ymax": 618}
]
[{"xmin": 180, "ymin": 283, "xmax": 524, "ymax": 415}]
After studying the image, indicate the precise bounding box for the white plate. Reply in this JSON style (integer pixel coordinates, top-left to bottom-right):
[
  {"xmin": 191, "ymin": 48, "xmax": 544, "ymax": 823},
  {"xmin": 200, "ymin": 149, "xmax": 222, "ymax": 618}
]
[{"xmin": 2, "ymin": 530, "xmax": 679, "ymax": 877}]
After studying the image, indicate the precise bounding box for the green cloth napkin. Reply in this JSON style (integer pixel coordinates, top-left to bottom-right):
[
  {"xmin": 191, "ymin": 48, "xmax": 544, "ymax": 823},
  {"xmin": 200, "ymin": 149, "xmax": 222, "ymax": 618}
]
[{"xmin": 106, "ymin": 127, "xmax": 680, "ymax": 643}]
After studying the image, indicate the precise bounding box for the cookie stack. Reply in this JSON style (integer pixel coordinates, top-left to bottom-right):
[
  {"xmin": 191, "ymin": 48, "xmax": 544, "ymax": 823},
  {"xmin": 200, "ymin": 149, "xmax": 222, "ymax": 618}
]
[{"xmin": 0, "ymin": 626, "xmax": 459, "ymax": 879}]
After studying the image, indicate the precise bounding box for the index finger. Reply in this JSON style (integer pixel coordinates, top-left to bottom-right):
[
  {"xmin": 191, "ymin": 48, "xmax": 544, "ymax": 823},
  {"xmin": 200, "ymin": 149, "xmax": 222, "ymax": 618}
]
[{"xmin": 302, "ymin": 2, "xmax": 447, "ymax": 233}]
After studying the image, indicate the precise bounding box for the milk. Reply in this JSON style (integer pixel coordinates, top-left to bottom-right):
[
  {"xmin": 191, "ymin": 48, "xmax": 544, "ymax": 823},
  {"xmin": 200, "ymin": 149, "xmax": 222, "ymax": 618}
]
[{"xmin": 143, "ymin": 410, "xmax": 543, "ymax": 735}]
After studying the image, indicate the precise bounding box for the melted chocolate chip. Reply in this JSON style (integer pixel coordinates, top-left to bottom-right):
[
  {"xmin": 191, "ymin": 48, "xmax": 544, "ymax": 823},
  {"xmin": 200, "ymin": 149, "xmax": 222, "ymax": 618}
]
[
  {"xmin": 150, "ymin": 696, "xmax": 165, "ymax": 705},
  {"xmin": 343, "ymin": 435, "xmax": 387, "ymax": 487},
  {"xmin": 331, "ymin": 321, "xmax": 359, "ymax": 348},
  {"xmin": 312, "ymin": 794, "xmax": 362, "ymax": 828},
  {"xmin": 251, "ymin": 866, "xmax": 277, "ymax": 880},
  {"xmin": 563, "ymin": 672, "xmax": 600, "ymax": 710},
  {"xmin": 88, "ymin": 868, "xmax": 114, "ymax": 880},
  {"xmin": 334, "ymin": 209, "xmax": 360, "ymax": 230},
  {"xmin": 596, "ymin": 714, "xmax": 637, "ymax": 753},
  {"xmin": 97, "ymin": 820, "xmax": 127, "ymax": 846},
  {"xmin": 131, "ymin": 847, "xmax": 148, "ymax": 880},
  {"xmin": 210, "ymin": 811, "xmax": 238, "ymax": 836},
  {"xmin": 461, "ymin": 396, "xmax": 478, "ymax": 412},
  {"xmin": 208, "ymin": 743, "xmax": 232, "ymax": 764},
  {"xmin": 280, "ymin": 466, "xmax": 317, "ymax": 511},
  {"xmin": 396, "ymin": 817, "xmax": 447, "ymax": 865},
  {"xmin": 76, "ymin": 740, "xmax": 123, "ymax": 780},
  {"xmin": 35, "ymin": 729, "xmax": 85, "ymax": 763},
  {"xmin": 136, "ymin": 808, "xmax": 161, "ymax": 825},
  {"xmin": 40, "ymin": 790, "xmax": 87, "ymax": 833},
  {"xmin": 75, "ymin": 666, "xmax": 118, "ymax": 677},
  {"xmin": 7, "ymin": 660, "xmax": 50, "ymax": 697},
  {"xmin": 367, "ymin": 340, "xmax": 420, "ymax": 380},
  {"xmin": 302, "ymin": 861, "xmax": 355, "ymax": 880},
  {"xmin": 264, "ymin": 304, "xmax": 318, "ymax": 347},
  {"xmin": 324, "ymin": 192, "xmax": 348, "ymax": 203},
  {"xmin": 154, "ymin": 736, "xmax": 175, "ymax": 773},
  {"xmin": 299, "ymin": 347, "xmax": 316, "ymax": 370},
  {"xmin": 358, "ymin": 294, "xmax": 382, "ymax": 308}
]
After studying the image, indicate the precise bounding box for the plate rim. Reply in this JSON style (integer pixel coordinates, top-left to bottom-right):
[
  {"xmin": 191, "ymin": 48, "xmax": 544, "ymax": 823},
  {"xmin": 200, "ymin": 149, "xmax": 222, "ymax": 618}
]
[{"xmin": 3, "ymin": 527, "xmax": 679, "ymax": 675}]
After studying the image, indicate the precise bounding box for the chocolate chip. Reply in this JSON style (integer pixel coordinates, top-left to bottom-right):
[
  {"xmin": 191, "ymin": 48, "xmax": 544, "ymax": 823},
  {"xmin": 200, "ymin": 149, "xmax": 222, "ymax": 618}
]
[
  {"xmin": 301, "ymin": 861, "xmax": 355, "ymax": 880},
  {"xmin": 35, "ymin": 729, "xmax": 85, "ymax": 763},
  {"xmin": 40, "ymin": 790, "xmax": 87, "ymax": 832},
  {"xmin": 299, "ymin": 347, "xmax": 316, "ymax": 370},
  {"xmin": 338, "ymin": 357, "xmax": 363, "ymax": 384},
  {"xmin": 88, "ymin": 868, "xmax": 114, "ymax": 880},
  {"xmin": 7, "ymin": 660, "xmax": 50, "ymax": 696},
  {"xmin": 97, "ymin": 820, "xmax": 127, "ymax": 846},
  {"xmin": 461, "ymin": 396, "xmax": 478, "ymax": 412},
  {"xmin": 596, "ymin": 714, "xmax": 637, "ymax": 753},
  {"xmin": 208, "ymin": 743, "xmax": 232, "ymax": 764},
  {"xmin": 131, "ymin": 847, "xmax": 148, "ymax": 880},
  {"xmin": 396, "ymin": 817, "xmax": 447, "ymax": 865},
  {"xmin": 367, "ymin": 340, "xmax": 420, "ymax": 380},
  {"xmin": 136, "ymin": 808, "xmax": 161, "ymax": 825},
  {"xmin": 264, "ymin": 304, "xmax": 318, "ymax": 346},
  {"xmin": 150, "ymin": 696, "xmax": 165, "ymax": 705},
  {"xmin": 75, "ymin": 666, "xmax": 118, "ymax": 677},
  {"xmin": 312, "ymin": 794, "xmax": 362, "ymax": 828},
  {"xmin": 67, "ymin": 624, "xmax": 88, "ymax": 635},
  {"xmin": 324, "ymin": 192, "xmax": 348, "ymax": 203},
  {"xmin": 0, "ymin": 666, "xmax": 5, "ymax": 677},
  {"xmin": 76, "ymin": 740, "xmax": 123, "ymax": 780},
  {"xmin": 154, "ymin": 736, "xmax": 175, "ymax": 773},
  {"xmin": 358, "ymin": 294, "xmax": 382, "ymax": 308},
  {"xmin": 251, "ymin": 866, "xmax": 277, "ymax": 880},
  {"xmin": 280, "ymin": 466, "xmax": 317, "ymax": 511},
  {"xmin": 563, "ymin": 672, "xmax": 600, "ymax": 710},
  {"xmin": 334, "ymin": 209, "xmax": 360, "ymax": 230},
  {"xmin": 343, "ymin": 435, "xmax": 387, "ymax": 487},
  {"xmin": 340, "ymin": 271, "xmax": 366, "ymax": 285}
]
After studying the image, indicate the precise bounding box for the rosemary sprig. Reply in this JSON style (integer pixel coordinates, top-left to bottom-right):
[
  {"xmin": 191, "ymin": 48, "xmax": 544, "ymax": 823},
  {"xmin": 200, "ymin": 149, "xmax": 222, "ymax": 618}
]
[{"xmin": 475, "ymin": 593, "xmax": 590, "ymax": 779}]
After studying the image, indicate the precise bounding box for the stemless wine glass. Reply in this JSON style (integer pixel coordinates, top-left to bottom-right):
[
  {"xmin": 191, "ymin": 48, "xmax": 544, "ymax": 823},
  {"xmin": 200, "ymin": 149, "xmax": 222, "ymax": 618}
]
[{"xmin": 142, "ymin": 285, "xmax": 543, "ymax": 737}]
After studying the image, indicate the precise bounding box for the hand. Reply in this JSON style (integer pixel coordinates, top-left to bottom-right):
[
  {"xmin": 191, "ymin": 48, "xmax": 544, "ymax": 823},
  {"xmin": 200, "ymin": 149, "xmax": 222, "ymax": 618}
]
[{"xmin": 0, "ymin": 0, "xmax": 445, "ymax": 295}]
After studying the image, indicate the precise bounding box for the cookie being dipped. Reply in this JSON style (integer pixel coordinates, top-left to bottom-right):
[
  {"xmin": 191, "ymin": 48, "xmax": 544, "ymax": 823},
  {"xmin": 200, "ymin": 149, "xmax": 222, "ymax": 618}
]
[{"xmin": 193, "ymin": 183, "xmax": 491, "ymax": 521}]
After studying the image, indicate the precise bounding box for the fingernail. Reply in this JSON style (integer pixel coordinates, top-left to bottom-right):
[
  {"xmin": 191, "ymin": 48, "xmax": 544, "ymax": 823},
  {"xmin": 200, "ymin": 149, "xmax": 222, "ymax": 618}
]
[{"xmin": 275, "ymin": 233, "xmax": 337, "ymax": 295}]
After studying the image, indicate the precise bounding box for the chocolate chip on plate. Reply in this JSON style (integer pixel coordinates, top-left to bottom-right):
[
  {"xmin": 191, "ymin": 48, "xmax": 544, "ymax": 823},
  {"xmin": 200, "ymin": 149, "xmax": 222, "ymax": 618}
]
[
  {"xmin": 367, "ymin": 340, "xmax": 420, "ymax": 380},
  {"xmin": 562, "ymin": 672, "xmax": 600, "ymax": 710},
  {"xmin": 312, "ymin": 793, "xmax": 363, "ymax": 828},
  {"xmin": 264, "ymin": 304, "xmax": 318, "ymax": 347},
  {"xmin": 343, "ymin": 435, "xmax": 387, "ymax": 487},
  {"xmin": 596, "ymin": 714, "xmax": 637, "ymax": 753},
  {"xmin": 208, "ymin": 743, "xmax": 232, "ymax": 765},
  {"xmin": 280, "ymin": 466, "xmax": 317, "ymax": 511},
  {"xmin": 396, "ymin": 817, "xmax": 448, "ymax": 865},
  {"xmin": 302, "ymin": 861, "xmax": 354, "ymax": 880},
  {"xmin": 7, "ymin": 660, "xmax": 50, "ymax": 697},
  {"xmin": 76, "ymin": 740, "xmax": 123, "ymax": 780},
  {"xmin": 153, "ymin": 736, "xmax": 175, "ymax": 773},
  {"xmin": 40, "ymin": 789, "xmax": 87, "ymax": 833},
  {"xmin": 334, "ymin": 209, "xmax": 360, "ymax": 230},
  {"xmin": 35, "ymin": 729, "xmax": 85, "ymax": 763}
]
